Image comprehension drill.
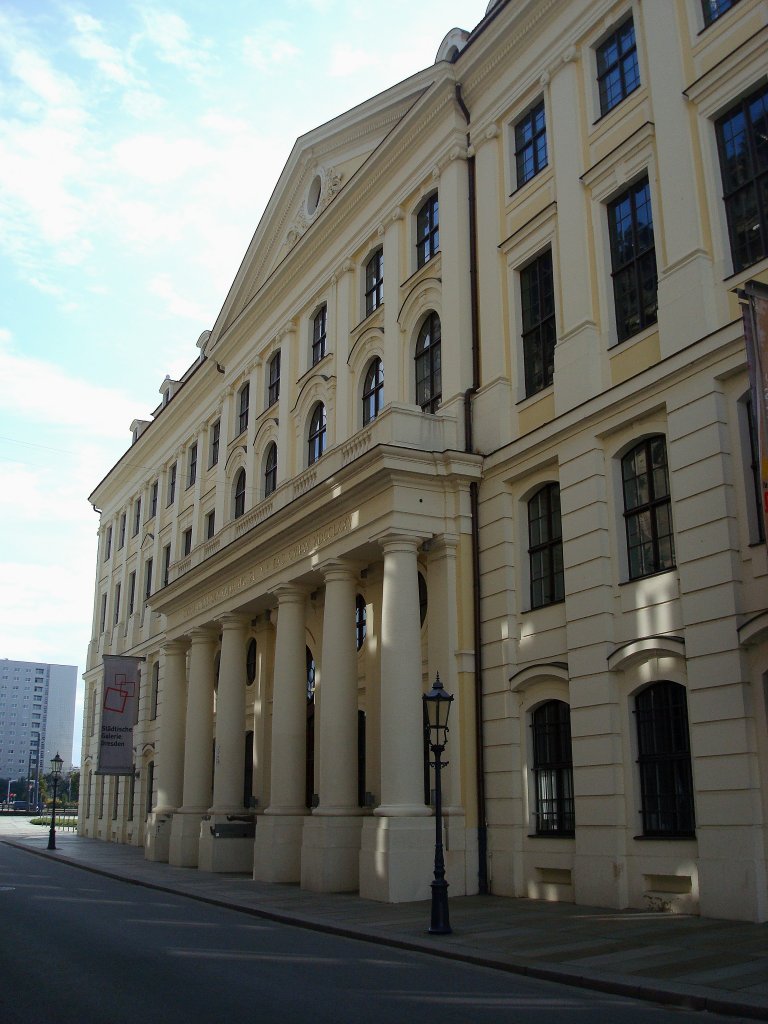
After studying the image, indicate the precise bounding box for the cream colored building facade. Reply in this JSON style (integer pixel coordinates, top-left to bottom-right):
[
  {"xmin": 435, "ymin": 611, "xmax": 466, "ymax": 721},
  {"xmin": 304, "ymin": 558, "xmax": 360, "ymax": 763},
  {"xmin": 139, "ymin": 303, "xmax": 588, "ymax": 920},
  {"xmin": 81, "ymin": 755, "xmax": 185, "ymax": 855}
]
[{"xmin": 81, "ymin": 0, "xmax": 768, "ymax": 921}]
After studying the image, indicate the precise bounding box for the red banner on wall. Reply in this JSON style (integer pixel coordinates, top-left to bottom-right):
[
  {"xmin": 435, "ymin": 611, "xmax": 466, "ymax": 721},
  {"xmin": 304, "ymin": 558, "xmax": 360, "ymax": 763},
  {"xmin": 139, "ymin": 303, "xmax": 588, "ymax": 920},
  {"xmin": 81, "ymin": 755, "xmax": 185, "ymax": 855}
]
[{"xmin": 97, "ymin": 655, "xmax": 142, "ymax": 775}]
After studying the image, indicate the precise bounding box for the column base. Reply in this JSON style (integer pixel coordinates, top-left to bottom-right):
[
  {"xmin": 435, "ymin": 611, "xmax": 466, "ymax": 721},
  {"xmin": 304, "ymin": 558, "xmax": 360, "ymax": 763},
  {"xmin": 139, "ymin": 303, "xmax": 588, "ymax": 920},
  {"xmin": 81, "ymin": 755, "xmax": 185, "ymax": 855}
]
[
  {"xmin": 169, "ymin": 808, "xmax": 206, "ymax": 867},
  {"xmin": 301, "ymin": 814, "xmax": 363, "ymax": 893},
  {"xmin": 197, "ymin": 814, "xmax": 255, "ymax": 873},
  {"xmin": 144, "ymin": 811, "xmax": 173, "ymax": 862},
  {"xmin": 359, "ymin": 815, "xmax": 436, "ymax": 903},
  {"xmin": 252, "ymin": 813, "xmax": 306, "ymax": 883}
]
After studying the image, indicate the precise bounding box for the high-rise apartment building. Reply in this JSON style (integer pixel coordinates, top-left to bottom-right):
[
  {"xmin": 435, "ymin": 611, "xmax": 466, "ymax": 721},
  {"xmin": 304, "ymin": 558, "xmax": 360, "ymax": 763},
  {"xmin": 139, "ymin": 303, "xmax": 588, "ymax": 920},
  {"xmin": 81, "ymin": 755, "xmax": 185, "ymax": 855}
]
[
  {"xmin": 0, "ymin": 660, "xmax": 77, "ymax": 782},
  {"xmin": 81, "ymin": 0, "xmax": 768, "ymax": 922}
]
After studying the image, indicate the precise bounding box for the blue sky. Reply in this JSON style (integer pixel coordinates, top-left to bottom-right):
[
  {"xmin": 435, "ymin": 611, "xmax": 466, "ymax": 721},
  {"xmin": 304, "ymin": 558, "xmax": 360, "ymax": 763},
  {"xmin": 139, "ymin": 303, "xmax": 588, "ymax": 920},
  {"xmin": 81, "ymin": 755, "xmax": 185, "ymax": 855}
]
[{"xmin": 0, "ymin": 0, "xmax": 491, "ymax": 762}]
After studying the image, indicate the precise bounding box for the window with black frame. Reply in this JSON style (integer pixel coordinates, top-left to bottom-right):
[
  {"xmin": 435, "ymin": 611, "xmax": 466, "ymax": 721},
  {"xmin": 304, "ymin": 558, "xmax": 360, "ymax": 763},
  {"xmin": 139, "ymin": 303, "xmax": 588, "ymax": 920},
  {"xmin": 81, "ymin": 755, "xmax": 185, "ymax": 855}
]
[
  {"xmin": 514, "ymin": 100, "xmax": 547, "ymax": 188},
  {"xmin": 521, "ymin": 250, "xmax": 556, "ymax": 396},
  {"xmin": 528, "ymin": 482, "xmax": 564, "ymax": 608},
  {"xmin": 716, "ymin": 83, "xmax": 768, "ymax": 273},
  {"xmin": 365, "ymin": 248, "xmax": 384, "ymax": 315},
  {"xmin": 596, "ymin": 18, "xmax": 639, "ymax": 117},
  {"xmin": 233, "ymin": 468, "xmax": 246, "ymax": 519},
  {"xmin": 362, "ymin": 357, "xmax": 384, "ymax": 425},
  {"xmin": 608, "ymin": 177, "xmax": 657, "ymax": 342},
  {"xmin": 621, "ymin": 436, "xmax": 675, "ymax": 580},
  {"xmin": 531, "ymin": 700, "xmax": 574, "ymax": 836},
  {"xmin": 415, "ymin": 312, "xmax": 441, "ymax": 413},
  {"xmin": 634, "ymin": 681, "xmax": 695, "ymax": 837},
  {"xmin": 308, "ymin": 403, "xmax": 326, "ymax": 465},
  {"xmin": 268, "ymin": 351, "xmax": 281, "ymax": 406},
  {"xmin": 312, "ymin": 306, "xmax": 327, "ymax": 365},
  {"xmin": 416, "ymin": 194, "xmax": 439, "ymax": 268},
  {"xmin": 264, "ymin": 442, "xmax": 278, "ymax": 497}
]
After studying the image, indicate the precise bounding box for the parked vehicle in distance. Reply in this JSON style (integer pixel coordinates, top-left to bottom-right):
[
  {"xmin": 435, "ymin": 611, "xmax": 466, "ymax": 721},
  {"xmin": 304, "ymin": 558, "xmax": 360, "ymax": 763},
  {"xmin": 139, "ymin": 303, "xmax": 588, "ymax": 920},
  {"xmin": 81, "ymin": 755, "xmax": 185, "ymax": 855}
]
[{"xmin": 12, "ymin": 800, "xmax": 29, "ymax": 811}]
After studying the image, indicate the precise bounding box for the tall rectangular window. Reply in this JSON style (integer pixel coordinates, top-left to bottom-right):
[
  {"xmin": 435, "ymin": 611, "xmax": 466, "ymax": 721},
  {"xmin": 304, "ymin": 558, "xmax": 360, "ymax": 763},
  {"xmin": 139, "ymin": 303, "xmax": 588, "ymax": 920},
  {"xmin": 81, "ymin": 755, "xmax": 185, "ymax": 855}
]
[
  {"xmin": 113, "ymin": 582, "xmax": 121, "ymax": 625},
  {"xmin": 635, "ymin": 682, "xmax": 694, "ymax": 837},
  {"xmin": 238, "ymin": 383, "xmax": 250, "ymax": 435},
  {"xmin": 622, "ymin": 436, "xmax": 675, "ymax": 579},
  {"xmin": 133, "ymin": 497, "xmax": 141, "ymax": 536},
  {"xmin": 531, "ymin": 701, "xmax": 574, "ymax": 836},
  {"xmin": 104, "ymin": 526, "xmax": 112, "ymax": 560},
  {"xmin": 608, "ymin": 177, "xmax": 657, "ymax": 342},
  {"xmin": 365, "ymin": 249, "xmax": 384, "ymax": 315},
  {"xmin": 312, "ymin": 306, "xmax": 327, "ymax": 365},
  {"xmin": 209, "ymin": 420, "xmax": 220, "ymax": 468},
  {"xmin": 716, "ymin": 84, "xmax": 768, "ymax": 273},
  {"xmin": 528, "ymin": 483, "xmax": 564, "ymax": 608},
  {"xmin": 187, "ymin": 442, "xmax": 197, "ymax": 488},
  {"xmin": 206, "ymin": 509, "xmax": 216, "ymax": 539},
  {"xmin": 268, "ymin": 351, "xmax": 281, "ymax": 406},
  {"xmin": 183, "ymin": 527, "xmax": 192, "ymax": 557},
  {"xmin": 118, "ymin": 513, "xmax": 126, "ymax": 549},
  {"xmin": 597, "ymin": 18, "xmax": 639, "ymax": 117},
  {"xmin": 128, "ymin": 571, "xmax": 136, "ymax": 615},
  {"xmin": 514, "ymin": 100, "xmax": 547, "ymax": 188},
  {"xmin": 520, "ymin": 250, "xmax": 556, "ymax": 396},
  {"xmin": 162, "ymin": 543, "xmax": 171, "ymax": 587},
  {"xmin": 99, "ymin": 593, "xmax": 107, "ymax": 633},
  {"xmin": 416, "ymin": 194, "xmax": 439, "ymax": 268},
  {"xmin": 144, "ymin": 557, "xmax": 153, "ymax": 601},
  {"xmin": 167, "ymin": 462, "xmax": 177, "ymax": 506},
  {"xmin": 149, "ymin": 481, "xmax": 158, "ymax": 519}
]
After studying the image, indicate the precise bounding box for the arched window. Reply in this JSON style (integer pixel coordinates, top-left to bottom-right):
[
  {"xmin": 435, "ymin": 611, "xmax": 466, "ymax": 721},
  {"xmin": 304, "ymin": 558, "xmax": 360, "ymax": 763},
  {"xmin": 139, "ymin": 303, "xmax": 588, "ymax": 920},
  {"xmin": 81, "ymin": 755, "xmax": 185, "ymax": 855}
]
[
  {"xmin": 416, "ymin": 193, "xmax": 439, "ymax": 268},
  {"xmin": 233, "ymin": 468, "xmax": 246, "ymax": 519},
  {"xmin": 528, "ymin": 483, "xmax": 564, "ymax": 608},
  {"xmin": 635, "ymin": 682, "xmax": 694, "ymax": 837},
  {"xmin": 621, "ymin": 436, "xmax": 675, "ymax": 579},
  {"xmin": 415, "ymin": 312, "xmax": 441, "ymax": 413},
  {"xmin": 365, "ymin": 248, "xmax": 384, "ymax": 315},
  {"xmin": 362, "ymin": 357, "xmax": 384, "ymax": 425},
  {"xmin": 308, "ymin": 403, "xmax": 326, "ymax": 465},
  {"xmin": 355, "ymin": 594, "xmax": 367, "ymax": 650},
  {"xmin": 531, "ymin": 700, "xmax": 574, "ymax": 836},
  {"xmin": 237, "ymin": 382, "xmax": 249, "ymax": 435},
  {"xmin": 264, "ymin": 442, "xmax": 278, "ymax": 497}
]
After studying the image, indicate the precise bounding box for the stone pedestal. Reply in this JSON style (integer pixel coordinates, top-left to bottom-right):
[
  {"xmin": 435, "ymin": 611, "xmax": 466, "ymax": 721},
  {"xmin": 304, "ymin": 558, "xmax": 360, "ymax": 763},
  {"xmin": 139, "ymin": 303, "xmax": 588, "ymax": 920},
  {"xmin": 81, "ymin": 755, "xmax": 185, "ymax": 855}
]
[
  {"xmin": 144, "ymin": 811, "xmax": 173, "ymax": 862},
  {"xmin": 359, "ymin": 815, "xmax": 436, "ymax": 903},
  {"xmin": 252, "ymin": 813, "xmax": 306, "ymax": 883},
  {"xmin": 197, "ymin": 815, "xmax": 255, "ymax": 874},
  {"xmin": 301, "ymin": 814, "xmax": 364, "ymax": 892},
  {"xmin": 169, "ymin": 808, "xmax": 206, "ymax": 867}
]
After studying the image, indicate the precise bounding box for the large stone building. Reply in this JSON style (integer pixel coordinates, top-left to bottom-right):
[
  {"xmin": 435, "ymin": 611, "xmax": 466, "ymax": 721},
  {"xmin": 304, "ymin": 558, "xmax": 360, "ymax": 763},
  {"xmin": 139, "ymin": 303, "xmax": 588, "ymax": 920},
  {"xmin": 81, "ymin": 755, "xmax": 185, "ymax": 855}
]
[
  {"xmin": 1, "ymin": 659, "xmax": 77, "ymax": 783},
  {"xmin": 81, "ymin": 0, "xmax": 768, "ymax": 922}
]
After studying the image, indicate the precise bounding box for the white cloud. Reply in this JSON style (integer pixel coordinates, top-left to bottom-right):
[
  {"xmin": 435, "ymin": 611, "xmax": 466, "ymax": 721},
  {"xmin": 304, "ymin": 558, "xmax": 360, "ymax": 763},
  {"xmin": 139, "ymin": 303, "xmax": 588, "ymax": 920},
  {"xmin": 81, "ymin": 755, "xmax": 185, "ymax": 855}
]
[
  {"xmin": 243, "ymin": 29, "xmax": 300, "ymax": 73},
  {"xmin": 149, "ymin": 274, "xmax": 213, "ymax": 323},
  {"xmin": 139, "ymin": 10, "xmax": 209, "ymax": 74},
  {"xmin": 70, "ymin": 13, "xmax": 135, "ymax": 87},
  {"xmin": 328, "ymin": 44, "xmax": 379, "ymax": 78},
  {"xmin": 111, "ymin": 132, "xmax": 213, "ymax": 185}
]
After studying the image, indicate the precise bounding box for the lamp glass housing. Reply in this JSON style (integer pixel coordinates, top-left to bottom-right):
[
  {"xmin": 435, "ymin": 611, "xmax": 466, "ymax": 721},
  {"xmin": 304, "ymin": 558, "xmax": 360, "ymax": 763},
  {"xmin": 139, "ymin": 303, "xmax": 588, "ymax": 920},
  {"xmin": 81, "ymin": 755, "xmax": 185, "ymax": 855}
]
[
  {"xmin": 423, "ymin": 675, "xmax": 453, "ymax": 747},
  {"xmin": 50, "ymin": 752, "xmax": 63, "ymax": 777}
]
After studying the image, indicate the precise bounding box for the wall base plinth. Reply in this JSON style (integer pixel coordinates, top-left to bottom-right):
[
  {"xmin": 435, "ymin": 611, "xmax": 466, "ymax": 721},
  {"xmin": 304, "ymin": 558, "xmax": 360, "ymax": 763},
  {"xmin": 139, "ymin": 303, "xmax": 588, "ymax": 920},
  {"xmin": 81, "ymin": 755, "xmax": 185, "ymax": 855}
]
[
  {"xmin": 300, "ymin": 814, "xmax": 363, "ymax": 892},
  {"xmin": 197, "ymin": 815, "xmax": 255, "ymax": 873},
  {"xmin": 252, "ymin": 813, "xmax": 306, "ymax": 883},
  {"xmin": 359, "ymin": 815, "xmax": 436, "ymax": 903},
  {"xmin": 169, "ymin": 809, "xmax": 205, "ymax": 867},
  {"xmin": 144, "ymin": 811, "xmax": 173, "ymax": 862}
]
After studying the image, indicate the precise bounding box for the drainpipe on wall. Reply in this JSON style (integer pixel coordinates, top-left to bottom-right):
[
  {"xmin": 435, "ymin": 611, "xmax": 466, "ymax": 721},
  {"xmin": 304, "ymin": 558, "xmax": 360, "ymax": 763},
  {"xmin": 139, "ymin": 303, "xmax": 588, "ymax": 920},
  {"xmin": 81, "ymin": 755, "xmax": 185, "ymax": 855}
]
[{"xmin": 456, "ymin": 82, "xmax": 488, "ymax": 895}]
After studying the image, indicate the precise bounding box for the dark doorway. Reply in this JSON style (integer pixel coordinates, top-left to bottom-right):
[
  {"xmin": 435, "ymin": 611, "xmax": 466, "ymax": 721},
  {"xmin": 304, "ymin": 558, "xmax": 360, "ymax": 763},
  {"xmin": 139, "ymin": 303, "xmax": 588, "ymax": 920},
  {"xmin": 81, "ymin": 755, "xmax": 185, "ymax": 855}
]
[{"xmin": 305, "ymin": 648, "xmax": 315, "ymax": 809}]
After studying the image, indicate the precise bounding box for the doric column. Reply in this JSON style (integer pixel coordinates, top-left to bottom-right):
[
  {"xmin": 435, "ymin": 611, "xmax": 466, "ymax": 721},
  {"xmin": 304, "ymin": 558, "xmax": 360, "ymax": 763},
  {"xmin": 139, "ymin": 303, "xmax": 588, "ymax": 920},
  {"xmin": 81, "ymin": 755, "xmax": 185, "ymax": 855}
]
[
  {"xmin": 266, "ymin": 585, "xmax": 307, "ymax": 814},
  {"xmin": 377, "ymin": 535, "xmax": 430, "ymax": 816},
  {"xmin": 317, "ymin": 562, "xmax": 359, "ymax": 813},
  {"xmin": 211, "ymin": 614, "xmax": 249, "ymax": 813},
  {"xmin": 181, "ymin": 627, "xmax": 217, "ymax": 810},
  {"xmin": 154, "ymin": 640, "xmax": 187, "ymax": 812}
]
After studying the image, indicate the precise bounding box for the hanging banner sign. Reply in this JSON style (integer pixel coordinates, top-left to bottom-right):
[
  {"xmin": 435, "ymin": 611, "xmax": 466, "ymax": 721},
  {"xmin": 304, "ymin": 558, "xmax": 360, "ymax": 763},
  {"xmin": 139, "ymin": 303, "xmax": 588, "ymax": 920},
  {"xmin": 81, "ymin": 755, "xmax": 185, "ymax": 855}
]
[
  {"xmin": 740, "ymin": 280, "xmax": 768, "ymax": 550},
  {"xmin": 97, "ymin": 655, "xmax": 143, "ymax": 774}
]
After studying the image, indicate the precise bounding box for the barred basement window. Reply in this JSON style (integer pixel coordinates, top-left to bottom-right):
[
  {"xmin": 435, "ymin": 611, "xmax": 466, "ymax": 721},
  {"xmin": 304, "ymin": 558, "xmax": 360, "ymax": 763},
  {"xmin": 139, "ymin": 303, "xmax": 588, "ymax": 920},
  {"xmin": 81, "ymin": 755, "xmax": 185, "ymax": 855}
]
[
  {"xmin": 531, "ymin": 700, "xmax": 574, "ymax": 836},
  {"xmin": 635, "ymin": 682, "xmax": 695, "ymax": 837}
]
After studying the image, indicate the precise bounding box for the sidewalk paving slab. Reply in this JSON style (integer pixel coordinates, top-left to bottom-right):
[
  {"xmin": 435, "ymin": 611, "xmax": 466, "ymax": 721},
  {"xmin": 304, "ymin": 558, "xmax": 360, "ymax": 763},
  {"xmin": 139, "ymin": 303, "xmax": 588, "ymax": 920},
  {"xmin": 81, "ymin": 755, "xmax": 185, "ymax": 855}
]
[{"xmin": 2, "ymin": 820, "xmax": 767, "ymax": 1021}]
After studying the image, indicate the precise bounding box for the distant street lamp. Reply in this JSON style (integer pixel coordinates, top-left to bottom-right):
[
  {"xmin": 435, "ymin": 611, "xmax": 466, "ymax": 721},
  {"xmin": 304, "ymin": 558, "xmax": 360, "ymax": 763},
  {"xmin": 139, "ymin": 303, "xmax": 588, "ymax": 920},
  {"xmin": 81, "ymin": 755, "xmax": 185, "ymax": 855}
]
[
  {"xmin": 47, "ymin": 753, "xmax": 63, "ymax": 851},
  {"xmin": 422, "ymin": 673, "xmax": 454, "ymax": 935}
]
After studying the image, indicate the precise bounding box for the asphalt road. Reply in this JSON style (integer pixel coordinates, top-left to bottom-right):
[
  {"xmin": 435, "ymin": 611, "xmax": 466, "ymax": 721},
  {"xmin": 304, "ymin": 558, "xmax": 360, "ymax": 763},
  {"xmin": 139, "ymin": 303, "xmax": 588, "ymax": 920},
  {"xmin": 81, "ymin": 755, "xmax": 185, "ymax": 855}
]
[{"xmin": 0, "ymin": 843, "xmax": 751, "ymax": 1024}]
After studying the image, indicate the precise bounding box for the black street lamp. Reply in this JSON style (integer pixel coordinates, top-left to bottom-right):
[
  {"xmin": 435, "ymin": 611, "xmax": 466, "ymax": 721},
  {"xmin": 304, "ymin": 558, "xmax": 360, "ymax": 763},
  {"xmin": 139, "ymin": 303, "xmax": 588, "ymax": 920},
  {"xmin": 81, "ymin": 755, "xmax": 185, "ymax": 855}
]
[
  {"xmin": 422, "ymin": 673, "xmax": 454, "ymax": 935},
  {"xmin": 47, "ymin": 753, "xmax": 63, "ymax": 851}
]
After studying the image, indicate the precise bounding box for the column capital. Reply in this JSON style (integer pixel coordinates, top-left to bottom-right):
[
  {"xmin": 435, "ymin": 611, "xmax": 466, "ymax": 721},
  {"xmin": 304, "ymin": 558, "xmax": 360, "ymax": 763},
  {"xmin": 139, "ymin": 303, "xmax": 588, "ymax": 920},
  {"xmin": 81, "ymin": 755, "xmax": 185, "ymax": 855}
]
[
  {"xmin": 188, "ymin": 625, "xmax": 219, "ymax": 644},
  {"xmin": 273, "ymin": 582, "xmax": 308, "ymax": 605},
  {"xmin": 216, "ymin": 612, "xmax": 250, "ymax": 633},
  {"xmin": 318, "ymin": 558, "xmax": 358, "ymax": 585},
  {"xmin": 374, "ymin": 530, "xmax": 424, "ymax": 557},
  {"xmin": 429, "ymin": 533, "xmax": 460, "ymax": 558},
  {"xmin": 162, "ymin": 639, "xmax": 187, "ymax": 657}
]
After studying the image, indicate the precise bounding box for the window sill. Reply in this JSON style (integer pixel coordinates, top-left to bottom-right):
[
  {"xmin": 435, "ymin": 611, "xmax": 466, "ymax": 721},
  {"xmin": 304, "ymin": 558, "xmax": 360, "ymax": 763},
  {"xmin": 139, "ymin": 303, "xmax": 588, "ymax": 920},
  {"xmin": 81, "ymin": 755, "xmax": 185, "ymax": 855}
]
[
  {"xmin": 632, "ymin": 833, "xmax": 696, "ymax": 841},
  {"xmin": 527, "ymin": 832, "xmax": 574, "ymax": 840},
  {"xmin": 619, "ymin": 566, "xmax": 677, "ymax": 587}
]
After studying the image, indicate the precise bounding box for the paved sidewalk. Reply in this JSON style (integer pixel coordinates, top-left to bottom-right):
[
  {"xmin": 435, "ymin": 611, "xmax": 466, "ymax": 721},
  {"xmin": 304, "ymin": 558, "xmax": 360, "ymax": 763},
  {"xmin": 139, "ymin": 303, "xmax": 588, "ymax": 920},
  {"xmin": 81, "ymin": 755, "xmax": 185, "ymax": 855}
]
[{"xmin": 2, "ymin": 818, "xmax": 767, "ymax": 1020}]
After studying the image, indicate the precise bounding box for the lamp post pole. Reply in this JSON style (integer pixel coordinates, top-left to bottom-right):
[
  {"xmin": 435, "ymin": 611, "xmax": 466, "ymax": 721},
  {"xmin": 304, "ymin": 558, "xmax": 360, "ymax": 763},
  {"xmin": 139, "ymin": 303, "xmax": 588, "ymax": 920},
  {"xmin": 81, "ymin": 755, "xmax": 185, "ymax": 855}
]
[
  {"xmin": 47, "ymin": 753, "xmax": 63, "ymax": 851},
  {"xmin": 423, "ymin": 673, "xmax": 453, "ymax": 936}
]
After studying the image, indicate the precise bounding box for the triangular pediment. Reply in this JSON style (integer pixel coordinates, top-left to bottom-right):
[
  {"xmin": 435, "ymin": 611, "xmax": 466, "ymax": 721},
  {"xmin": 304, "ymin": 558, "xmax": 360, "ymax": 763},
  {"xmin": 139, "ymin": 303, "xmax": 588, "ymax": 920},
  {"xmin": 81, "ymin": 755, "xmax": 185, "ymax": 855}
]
[{"xmin": 206, "ymin": 68, "xmax": 439, "ymax": 350}]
